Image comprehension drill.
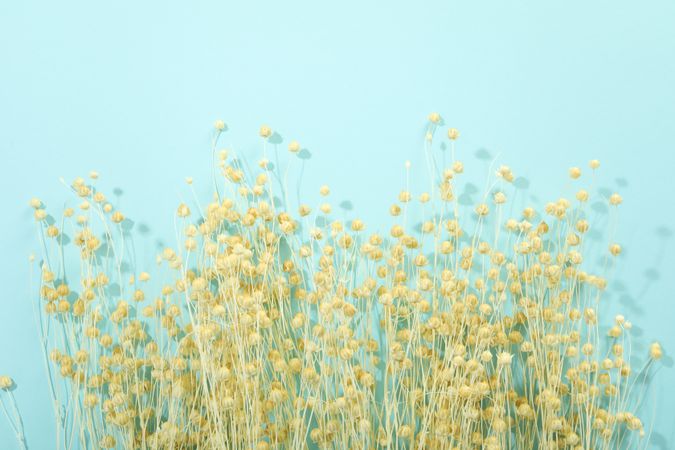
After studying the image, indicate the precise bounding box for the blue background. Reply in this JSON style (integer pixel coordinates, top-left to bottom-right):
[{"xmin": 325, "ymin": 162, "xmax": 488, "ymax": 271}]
[{"xmin": 1, "ymin": 1, "xmax": 674, "ymax": 448}]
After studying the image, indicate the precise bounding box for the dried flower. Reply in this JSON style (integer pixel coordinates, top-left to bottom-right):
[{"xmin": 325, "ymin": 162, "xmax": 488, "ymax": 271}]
[
  {"xmin": 259, "ymin": 125, "xmax": 272, "ymax": 138},
  {"xmin": 288, "ymin": 140, "xmax": 301, "ymax": 153},
  {"xmin": 0, "ymin": 376, "xmax": 13, "ymax": 390},
  {"xmin": 428, "ymin": 112, "xmax": 441, "ymax": 124},
  {"xmin": 649, "ymin": 342, "xmax": 663, "ymax": 360},
  {"xmin": 497, "ymin": 352, "xmax": 512, "ymax": 367},
  {"xmin": 609, "ymin": 193, "xmax": 623, "ymax": 206}
]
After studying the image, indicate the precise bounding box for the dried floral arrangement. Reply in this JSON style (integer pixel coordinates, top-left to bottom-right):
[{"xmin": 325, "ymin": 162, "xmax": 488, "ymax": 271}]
[{"xmin": 1, "ymin": 115, "xmax": 664, "ymax": 449}]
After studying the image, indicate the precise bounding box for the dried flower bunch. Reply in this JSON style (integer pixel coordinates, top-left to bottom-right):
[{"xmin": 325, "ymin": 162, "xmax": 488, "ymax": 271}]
[{"xmin": 7, "ymin": 115, "xmax": 663, "ymax": 449}]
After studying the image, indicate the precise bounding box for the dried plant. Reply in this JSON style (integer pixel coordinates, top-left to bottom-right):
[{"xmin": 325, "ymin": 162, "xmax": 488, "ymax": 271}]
[{"xmin": 3, "ymin": 115, "xmax": 664, "ymax": 449}]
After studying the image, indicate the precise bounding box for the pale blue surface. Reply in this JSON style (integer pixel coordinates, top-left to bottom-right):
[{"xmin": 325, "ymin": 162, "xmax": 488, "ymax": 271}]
[{"xmin": 1, "ymin": 1, "xmax": 675, "ymax": 448}]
